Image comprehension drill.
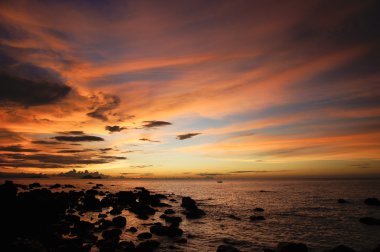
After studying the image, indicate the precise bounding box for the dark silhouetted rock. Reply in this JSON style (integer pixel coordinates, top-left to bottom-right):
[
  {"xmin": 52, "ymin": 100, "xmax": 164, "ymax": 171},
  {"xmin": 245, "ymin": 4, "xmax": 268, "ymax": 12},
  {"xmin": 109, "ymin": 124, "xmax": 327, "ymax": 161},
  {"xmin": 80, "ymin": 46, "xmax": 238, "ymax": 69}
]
[
  {"xmin": 338, "ymin": 199, "xmax": 348, "ymax": 204},
  {"xmin": 128, "ymin": 227, "xmax": 138, "ymax": 233},
  {"xmin": 137, "ymin": 232, "xmax": 153, "ymax": 239},
  {"xmin": 112, "ymin": 216, "xmax": 126, "ymax": 227},
  {"xmin": 365, "ymin": 198, "xmax": 380, "ymax": 206},
  {"xmin": 164, "ymin": 209, "xmax": 175, "ymax": 214},
  {"xmin": 116, "ymin": 191, "xmax": 136, "ymax": 205},
  {"xmin": 227, "ymin": 214, "xmax": 241, "ymax": 221},
  {"xmin": 330, "ymin": 245, "xmax": 356, "ymax": 252},
  {"xmin": 372, "ymin": 244, "xmax": 380, "ymax": 252},
  {"xmin": 216, "ymin": 244, "xmax": 241, "ymax": 252},
  {"xmin": 136, "ymin": 240, "xmax": 160, "ymax": 251},
  {"xmin": 253, "ymin": 207, "xmax": 264, "ymax": 212},
  {"xmin": 82, "ymin": 194, "xmax": 101, "ymax": 211},
  {"xmin": 249, "ymin": 215, "xmax": 265, "ymax": 221},
  {"xmin": 110, "ymin": 206, "xmax": 122, "ymax": 215},
  {"xmin": 149, "ymin": 223, "xmax": 183, "ymax": 237},
  {"xmin": 102, "ymin": 228, "xmax": 122, "ymax": 240},
  {"xmin": 119, "ymin": 241, "xmax": 135, "ymax": 251},
  {"xmin": 50, "ymin": 184, "xmax": 61, "ymax": 189},
  {"xmin": 181, "ymin": 196, "xmax": 206, "ymax": 219},
  {"xmin": 359, "ymin": 217, "xmax": 380, "ymax": 225},
  {"xmin": 277, "ymin": 242, "xmax": 308, "ymax": 252},
  {"xmin": 175, "ymin": 238, "xmax": 187, "ymax": 243},
  {"xmin": 98, "ymin": 213, "xmax": 107, "ymax": 218},
  {"xmin": 29, "ymin": 182, "xmax": 42, "ymax": 188}
]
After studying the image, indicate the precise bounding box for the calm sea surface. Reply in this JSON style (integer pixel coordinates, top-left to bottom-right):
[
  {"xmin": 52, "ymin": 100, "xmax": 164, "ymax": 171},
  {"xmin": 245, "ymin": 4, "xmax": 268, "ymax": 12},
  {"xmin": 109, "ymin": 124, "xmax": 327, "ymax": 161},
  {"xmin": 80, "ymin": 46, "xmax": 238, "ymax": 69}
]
[{"xmin": 3, "ymin": 178, "xmax": 380, "ymax": 252}]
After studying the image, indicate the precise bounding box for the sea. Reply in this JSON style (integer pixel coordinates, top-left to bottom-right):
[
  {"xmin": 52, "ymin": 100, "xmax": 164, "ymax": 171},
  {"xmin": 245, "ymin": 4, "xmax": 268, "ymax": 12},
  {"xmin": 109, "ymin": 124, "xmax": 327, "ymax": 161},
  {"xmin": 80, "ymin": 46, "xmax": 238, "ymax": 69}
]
[{"xmin": 2, "ymin": 178, "xmax": 380, "ymax": 252}]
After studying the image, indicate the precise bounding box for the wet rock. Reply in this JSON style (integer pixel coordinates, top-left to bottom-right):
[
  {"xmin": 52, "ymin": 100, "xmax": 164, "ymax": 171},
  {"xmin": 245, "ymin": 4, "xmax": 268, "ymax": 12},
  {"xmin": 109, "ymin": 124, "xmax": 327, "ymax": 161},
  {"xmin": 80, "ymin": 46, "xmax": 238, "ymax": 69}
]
[
  {"xmin": 130, "ymin": 202, "xmax": 156, "ymax": 217},
  {"xmin": 150, "ymin": 223, "xmax": 183, "ymax": 237},
  {"xmin": 359, "ymin": 217, "xmax": 380, "ymax": 225},
  {"xmin": 72, "ymin": 221, "xmax": 95, "ymax": 237},
  {"xmin": 253, "ymin": 207, "xmax": 264, "ymax": 212},
  {"xmin": 98, "ymin": 213, "xmax": 107, "ymax": 218},
  {"xmin": 164, "ymin": 209, "xmax": 175, "ymax": 214},
  {"xmin": 119, "ymin": 241, "xmax": 135, "ymax": 251},
  {"xmin": 249, "ymin": 215, "xmax": 265, "ymax": 221},
  {"xmin": 29, "ymin": 182, "xmax": 42, "ymax": 188},
  {"xmin": 277, "ymin": 242, "xmax": 308, "ymax": 252},
  {"xmin": 115, "ymin": 191, "xmax": 136, "ymax": 205},
  {"xmin": 330, "ymin": 245, "xmax": 356, "ymax": 252},
  {"xmin": 127, "ymin": 227, "xmax": 138, "ymax": 233},
  {"xmin": 112, "ymin": 216, "xmax": 126, "ymax": 227},
  {"xmin": 338, "ymin": 199, "xmax": 348, "ymax": 204},
  {"xmin": 181, "ymin": 196, "xmax": 206, "ymax": 219},
  {"xmin": 82, "ymin": 194, "xmax": 101, "ymax": 211},
  {"xmin": 175, "ymin": 238, "xmax": 187, "ymax": 243},
  {"xmin": 64, "ymin": 184, "xmax": 75, "ymax": 188},
  {"xmin": 216, "ymin": 244, "xmax": 241, "ymax": 252},
  {"xmin": 136, "ymin": 239, "xmax": 160, "ymax": 251},
  {"xmin": 97, "ymin": 239, "xmax": 118, "ymax": 252},
  {"xmin": 110, "ymin": 206, "xmax": 122, "ymax": 215},
  {"xmin": 137, "ymin": 232, "xmax": 153, "ymax": 239},
  {"xmin": 227, "ymin": 214, "xmax": 241, "ymax": 221},
  {"xmin": 102, "ymin": 228, "xmax": 122, "ymax": 240},
  {"xmin": 0, "ymin": 180, "xmax": 18, "ymax": 202},
  {"xmin": 373, "ymin": 244, "xmax": 380, "ymax": 252},
  {"xmin": 159, "ymin": 214, "xmax": 182, "ymax": 225},
  {"xmin": 50, "ymin": 184, "xmax": 61, "ymax": 189},
  {"xmin": 64, "ymin": 214, "xmax": 80, "ymax": 224},
  {"xmin": 365, "ymin": 198, "xmax": 380, "ymax": 206}
]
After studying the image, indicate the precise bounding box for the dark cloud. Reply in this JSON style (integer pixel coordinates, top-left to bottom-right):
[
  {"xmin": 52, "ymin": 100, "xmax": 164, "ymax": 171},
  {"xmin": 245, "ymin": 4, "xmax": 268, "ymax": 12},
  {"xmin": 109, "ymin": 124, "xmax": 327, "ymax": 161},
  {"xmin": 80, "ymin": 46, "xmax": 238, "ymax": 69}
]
[
  {"xmin": 56, "ymin": 169, "xmax": 109, "ymax": 178},
  {"xmin": 105, "ymin": 125, "xmax": 126, "ymax": 133},
  {"xmin": 52, "ymin": 135, "xmax": 104, "ymax": 142},
  {"xmin": 130, "ymin": 165, "xmax": 152, "ymax": 168},
  {"xmin": 32, "ymin": 140, "xmax": 61, "ymax": 145},
  {"xmin": 0, "ymin": 152, "xmax": 125, "ymax": 168},
  {"xmin": 99, "ymin": 148, "xmax": 113, "ymax": 152},
  {"xmin": 139, "ymin": 138, "xmax": 160, "ymax": 143},
  {"xmin": 0, "ymin": 145, "xmax": 40, "ymax": 153},
  {"xmin": 0, "ymin": 128, "xmax": 24, "ymax": 143},
  {"xmin": 0, "ymin": 172, "xmax": 49, "ymax": 178},
  {"xmin": 176, "ymin": 133, "xmax": 201, "ymax": 140},
  {"xmin": 57, "ymin": 149, "xmax": 93, "ymax": 153},
  {"xmin": 142, "ymin": 120, "xmax": 172, "ymax": 128},
  {"xmin": 57, "ymin": 131, "xmax": 85, "ymax": 135},
  {"xmin": 87, "ymin": 94, "xmax": 120, "ymax": 121},
  {"xmin": 0, "ymin": 47, "xmax": 71, "ymax": 107}
]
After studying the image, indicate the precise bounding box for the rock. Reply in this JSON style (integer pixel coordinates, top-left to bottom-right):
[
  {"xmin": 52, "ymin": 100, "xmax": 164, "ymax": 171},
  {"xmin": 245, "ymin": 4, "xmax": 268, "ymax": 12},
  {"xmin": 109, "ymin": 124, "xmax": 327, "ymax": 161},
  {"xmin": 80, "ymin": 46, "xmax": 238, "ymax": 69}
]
[
  {"xmin": 49, "ymin": 184, "xmax": 61, "ymax": 189},
  {"xmin": 175, "ymin": 238, "xmax": 187, "ymax": 243},
  {"xmin": 253, "ymin": 207, "xmax": 264, "ymax": 212},
  {"xmin": 119, "ymin": 241, "xmax": 135, "ymax": 251},
  {"xmin": 98, "ymin": 213, "xmax": 107, "ymax": 218},
  {"xmin": 149, "ymin": 223, "xmax": 183, "ymax": 237},
  {"xmin": 372, "ymin": 244, "xmax": 380, "ymax": 252},
  {"xmin": 82, "ymin": 194, "xmax": 101, "ymax": 211},
  {"xmin": 277, "ymin": 242, "xmax": 308, "ymax": 252},
  {"xmin": 115, "ymin": 191, "xmax": 136, "ymax": 205},
  {"xmin": 159, "ymin": 214, "xmax": 182, "ymax": 224},
  {"xmin": 136, "ymin": 239, "xmax": 160, "ymax": 251},
  {"xmin": 129, "ymin": 202, "xmax": 156, "ymax": 216},
  {"xmin": 249, "ymin": 215, "xmax": 265, "ymax": 221},
  {"xmin": 338, "ymin": 199, "xmax": 348, "ymax": 204},
  {"xmin": 216, "ymin": 244, "xmax": 241, "ymax": 252},
  {"xmin": 64, "ymin": 184, "xmax": 75, "ymax": 188},
  {"xmin": 128, "ymin": 227, "xmax": 138, "ymax": 233},
  {"xmin": 164, "ymin": 209, "xmax": 175, "ymax": 214},
  {"xmin": 359, "ymin": 217, "xmax": 380, "ymax": 225},
  {"xmin": 72, "ymin": 221, "xmax": 95, "ymax": 237},
  {"xmin": 365, "ymin": 198, "xmax": 380, "ymax": 206},
  {"xmin": 110, "ymin": 206, "xmax": 122, "ymax": 215},
  {"xmin": 137, "ymin": 232, "xmax": 153, "ymax": 239},
  {"xmin": 97, "ymin": 239, "xmax": 119, "ymax": 252},
  {"xmin": 29, "ymin": 182, "xmax": 42, "ymax": 188},
  {"xmin": 330, "ymin": 245, "xmax": 356, "ymax": 252},
  {"xmin": 102, "ymin": 228, "xmax": 122, "ymax": 240},
  {"xmin": 112, "ymin": 216, "xmax": 127, "ymax": 227},
  {"xmin": 227, "ymin": 214, "xmax": 241, "ymax": 220}
]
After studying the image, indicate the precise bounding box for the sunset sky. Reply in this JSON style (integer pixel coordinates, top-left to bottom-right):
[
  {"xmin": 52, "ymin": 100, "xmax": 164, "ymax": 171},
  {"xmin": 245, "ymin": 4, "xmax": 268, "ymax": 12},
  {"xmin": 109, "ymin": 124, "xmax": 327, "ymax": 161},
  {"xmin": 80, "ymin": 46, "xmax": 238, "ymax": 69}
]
[{"xmin": 0, "ymin": 0, "xmax": 379, "ymax": 178}]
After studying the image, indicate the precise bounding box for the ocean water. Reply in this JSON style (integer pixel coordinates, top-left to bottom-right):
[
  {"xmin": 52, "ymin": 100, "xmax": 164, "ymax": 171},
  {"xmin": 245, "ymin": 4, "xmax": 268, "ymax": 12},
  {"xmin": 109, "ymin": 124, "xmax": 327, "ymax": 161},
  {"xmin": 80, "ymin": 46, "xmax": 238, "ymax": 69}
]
[{"xmin": 3, "ymin": 178, "xmax": 380, "ymax": 252}]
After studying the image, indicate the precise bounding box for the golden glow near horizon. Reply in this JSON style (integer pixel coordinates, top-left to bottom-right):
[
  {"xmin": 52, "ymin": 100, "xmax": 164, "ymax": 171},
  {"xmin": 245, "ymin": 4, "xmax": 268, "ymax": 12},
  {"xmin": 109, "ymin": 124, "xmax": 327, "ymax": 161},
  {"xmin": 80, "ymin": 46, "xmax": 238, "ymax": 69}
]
[{"xmin": 0, "ymin": 1, "xmax": 380, "ymax": 178}]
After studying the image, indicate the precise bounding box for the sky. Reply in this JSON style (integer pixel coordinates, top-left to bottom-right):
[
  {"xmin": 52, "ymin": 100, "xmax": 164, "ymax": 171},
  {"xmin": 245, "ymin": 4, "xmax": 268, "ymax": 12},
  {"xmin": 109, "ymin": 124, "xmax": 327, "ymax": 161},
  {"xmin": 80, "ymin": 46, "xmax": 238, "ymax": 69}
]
[{"xmin": 0, "ymin": 0, "xmax": 379, "ymax": 178}]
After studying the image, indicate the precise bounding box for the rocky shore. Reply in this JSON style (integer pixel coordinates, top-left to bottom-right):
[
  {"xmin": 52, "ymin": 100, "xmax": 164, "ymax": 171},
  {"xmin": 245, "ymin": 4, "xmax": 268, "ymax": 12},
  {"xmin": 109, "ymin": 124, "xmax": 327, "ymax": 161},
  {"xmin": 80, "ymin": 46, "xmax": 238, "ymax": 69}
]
[{"xmin": 0, "ymin": 180, "xmax": 379, "ymax": 252}]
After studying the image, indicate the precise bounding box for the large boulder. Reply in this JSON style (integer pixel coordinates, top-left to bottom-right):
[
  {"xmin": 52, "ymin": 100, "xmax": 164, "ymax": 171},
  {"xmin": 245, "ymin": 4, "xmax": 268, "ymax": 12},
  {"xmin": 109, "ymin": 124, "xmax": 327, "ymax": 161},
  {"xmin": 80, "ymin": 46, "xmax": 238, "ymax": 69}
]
[
  {"xmin": 277, "ymin": 242, "xmax": 308, "ymax": 252},
  {"xmin": 216, "ymin": 244, "xmax": 240, "ymax": 252},
  {"xmin": 112, "ymin": 216, "xmax": 127, "ymax": 227},
  {"xmin": 365, "ymin": 198, "xmax": 380, "ymax": 206}
]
